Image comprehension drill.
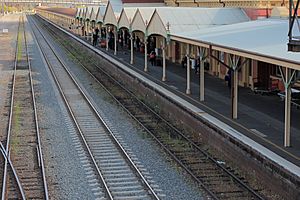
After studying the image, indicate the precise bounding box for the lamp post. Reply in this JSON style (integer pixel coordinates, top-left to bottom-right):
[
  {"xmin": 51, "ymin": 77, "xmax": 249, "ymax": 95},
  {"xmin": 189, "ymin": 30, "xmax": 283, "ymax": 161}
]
[{"xmin": 288, "ymin": 0, "xmax": 300, "ymax": 51}]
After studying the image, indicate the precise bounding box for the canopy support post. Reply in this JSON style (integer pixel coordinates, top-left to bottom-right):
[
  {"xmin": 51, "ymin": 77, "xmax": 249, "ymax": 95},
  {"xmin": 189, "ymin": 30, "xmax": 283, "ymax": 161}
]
[
  {"xmin": 130, "ymin": 32, "xmax": 134, "ymax": 64},
  {"xmin": 279, "ymin": 66, "xmax": 297, "ymax": 147},
  {"xmin": 186, "ymin": 44, "xmax": 191, "ymax": 94},
  {"xmin": 114, "ymin": 27, "xmax": 117, "ymax": 55},
  {"xmin": 106, "ymin": 26, "xmax": 109, "ymax": 51},
  {"xmin": 144, "ymin": 36, "xmax": 148, "ymax": 72},
  {"xmin": 199, "ymin": 47, "xmax": 206, "ymax": 101},
  {"xmin": 162, "ymin": 38, "xmax": 167, "ymax": 82}
]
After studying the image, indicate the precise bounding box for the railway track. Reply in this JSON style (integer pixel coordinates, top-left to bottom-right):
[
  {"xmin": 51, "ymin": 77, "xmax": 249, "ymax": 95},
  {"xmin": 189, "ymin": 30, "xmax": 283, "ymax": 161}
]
[
  {"xmin": 34, "ymin": 14, "xmax": 269, "ymax": 200},
  {"xmin": 1, "ymin": 16, "xmax": 48, "ymax": 199},
  {"xmin": 28, "ymin": 15, "xmax": 161, "ymax": 200}
]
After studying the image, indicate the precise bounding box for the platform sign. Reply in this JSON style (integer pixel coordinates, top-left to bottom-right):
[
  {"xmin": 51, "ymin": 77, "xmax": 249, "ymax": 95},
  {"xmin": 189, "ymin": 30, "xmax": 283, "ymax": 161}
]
[{"xmin": 2, "ymin": 29, "xmax": 8, "ymax": 33}]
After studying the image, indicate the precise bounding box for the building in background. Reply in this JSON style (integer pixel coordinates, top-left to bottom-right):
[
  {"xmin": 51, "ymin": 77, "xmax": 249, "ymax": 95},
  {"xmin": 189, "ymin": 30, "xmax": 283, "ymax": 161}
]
[
  {"xmin": 164, "ymin": 0, "xmax": 289, "ymax": 19},
  {"xmin": 122, "ymin": 0, "xmax": 164, "ymax": 7}
]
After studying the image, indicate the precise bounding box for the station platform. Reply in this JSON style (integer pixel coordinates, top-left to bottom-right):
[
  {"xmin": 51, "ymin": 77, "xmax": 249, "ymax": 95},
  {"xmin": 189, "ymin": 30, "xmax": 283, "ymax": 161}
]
[
  {"xmin": 41, "ymin": 17, "xmax": 300, "ymax": 180},
  {"xmin": 100, "ymin": 46, "xmax": 300, "ymax": 166}
]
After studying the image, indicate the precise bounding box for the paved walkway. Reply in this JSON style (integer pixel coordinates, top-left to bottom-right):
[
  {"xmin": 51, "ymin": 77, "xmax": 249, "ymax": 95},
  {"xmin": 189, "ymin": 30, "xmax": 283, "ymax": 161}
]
[{"xmin": 83, "ymin": 38, "xmax": 300, "ymax": 166}]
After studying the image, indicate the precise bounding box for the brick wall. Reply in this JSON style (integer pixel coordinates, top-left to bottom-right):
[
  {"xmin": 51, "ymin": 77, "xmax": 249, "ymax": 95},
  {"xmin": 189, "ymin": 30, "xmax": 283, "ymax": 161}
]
[{"xmin": 122, "ymin": 0, "xmax": 164, "ymax": 3}]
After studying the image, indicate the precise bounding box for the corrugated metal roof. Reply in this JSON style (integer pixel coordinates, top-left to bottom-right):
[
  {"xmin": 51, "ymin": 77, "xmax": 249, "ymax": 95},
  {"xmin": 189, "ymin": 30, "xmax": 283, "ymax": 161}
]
[
  {"xmin": 129, "ymin": 8, "xmax": 155, "ymax": 33},
  {"xmin": 174, "ymin": 18, "xmax": 300, "ymax": 65},
  {"xmin": 145, "ymin": 7, "xmax": 249, "ymax": 37},
  {"xmin": 138, "ymin": 7, "xmax": 155, "ymax": 23},
  {"xmin": 155, "ymin": 7, "xmax": 249, "ymax": 34},
  {"xmin": 118, "ymin": 7, "xmax": 137, "ymax": 29},
  {"xmin": 85, "ymin": 6, "xmax": 98, "ymax": 20}
]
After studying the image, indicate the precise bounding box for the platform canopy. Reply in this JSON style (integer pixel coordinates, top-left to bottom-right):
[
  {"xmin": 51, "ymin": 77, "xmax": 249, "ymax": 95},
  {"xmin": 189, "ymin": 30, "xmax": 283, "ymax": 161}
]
[
  {"xmin": 76, "ymin": 8, "xmax": 81, "ymax": 19},
  {"xmin": 174, "ymin": 18, "xmax": 300, "ymax": 69},
  {"xmin": 118, "ymin": 7, "xmax": 137, "ymax": 30},
  {"xmin": 81, "ymin": 7, "xmax": 87, "ymax": 20},
  {"xmin": 89, "ymin": 7, "xmax": 98, "ymax": 22},
  {"xmin": 103, "ymin": 1, "xmax": 122, "ymax": 26},
  {"xmin": 79, "ymin": 8, "xmax": 84, "ymax": 20},
  {"xmin": 85, "ymin": 6, "xmax": 98, "ymax": 21},
  {"xmin": 131, "ymin": 8, "xmax": 155, "ymax": 33},
  {"xmin": 95, "ymin": 5, "xmax": 107, "ymax": 24},
  {"xmin": 147, "ymin": 7, "xmax": 249, "ymax": 38}
]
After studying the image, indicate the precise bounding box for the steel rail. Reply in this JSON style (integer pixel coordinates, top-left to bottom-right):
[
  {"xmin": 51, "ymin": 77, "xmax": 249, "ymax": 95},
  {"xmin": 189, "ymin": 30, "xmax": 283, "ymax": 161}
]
[
  {"xmin": 37, "ymin": 15, "xmax": 265, "ymax": 200},
  {"xmin": 28, "ymin": 16, "xmax": 114, "ymax": 200},
  {"xmin": 35, "ymin": 15, "xmax": 219, "ymax": 200},
  {"xmin": 86, "ymin": 48, "xmax": 264, "ymax": 200},
  {"xmin": 30, "ymin": 15, "xmax": 160, "ymax": 200},
  {"xmin": 1, "ymin": 16, "xmax": 26, "ymax": 200},
  {"xmin": 23, "ymin": 15, "xmax": 49, "ymax": 200}
]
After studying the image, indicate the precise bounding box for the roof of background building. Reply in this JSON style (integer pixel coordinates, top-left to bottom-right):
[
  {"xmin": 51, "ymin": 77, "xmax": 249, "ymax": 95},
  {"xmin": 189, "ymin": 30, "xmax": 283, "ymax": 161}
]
[{"xmin": 39, "ymin": 7, "xmax": 76, "ymax": 17}]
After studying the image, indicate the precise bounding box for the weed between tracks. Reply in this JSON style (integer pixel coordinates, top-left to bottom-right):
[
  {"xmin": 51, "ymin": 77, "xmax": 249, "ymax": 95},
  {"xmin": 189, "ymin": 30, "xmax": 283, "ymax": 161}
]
[
  {"xmin": 17, "ymin": 31, "xmax": 22, "ymax": 61},
  {"xmin": 12, "ymin": 102, "xmax": 20, "ymax": 154}
]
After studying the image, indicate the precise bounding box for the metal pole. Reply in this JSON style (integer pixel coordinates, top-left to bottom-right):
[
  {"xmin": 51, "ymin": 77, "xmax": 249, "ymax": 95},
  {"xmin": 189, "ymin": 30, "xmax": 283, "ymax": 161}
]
[
  {"xmin": 144, "ymin": 36, "xmax": 148, "ymax": 72},
  {"xmin": 284, "ymin": 68, "xmax": 291, "ymax": 147},
  {"xmin": 289, "ymin": 0, "xmax": 292, "ymax": 41},
  {"xmin": 162, "ymin": 38, "xmax": 166, "ymax": 82},
  {"xmin": 106, "ymin": 26, "xmax": 108, "ymax": 51},
  {"xmin": 233, "ymin": 69, "xmax": 238, "ymax": 119},
  {"xmin": 130, "ymin": 32, "xmax": 134, "ymax": 64},
  {"xmin": 200, "ymin": 59, "xmax": 205, "ymax": 101},
  {"xmin": 114, "ymin": 27, "xmax": 117, "ymax": 55},
  {"xmin": 186, "ymin": 44, "xmax": 191, "ymax": 94}
]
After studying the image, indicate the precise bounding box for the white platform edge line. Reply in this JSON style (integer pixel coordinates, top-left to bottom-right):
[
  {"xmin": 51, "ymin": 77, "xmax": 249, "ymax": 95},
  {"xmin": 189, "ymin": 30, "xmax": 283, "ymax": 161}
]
[{"xmin": 40, "ymin": 14, "xmax": 300, "ymax": 179}]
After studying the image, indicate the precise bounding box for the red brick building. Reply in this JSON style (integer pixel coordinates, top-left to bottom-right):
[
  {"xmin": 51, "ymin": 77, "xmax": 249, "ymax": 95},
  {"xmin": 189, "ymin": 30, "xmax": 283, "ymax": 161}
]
[{"xmin": 122, "ymin": 0, "xmax": 164, "ymax": 2}]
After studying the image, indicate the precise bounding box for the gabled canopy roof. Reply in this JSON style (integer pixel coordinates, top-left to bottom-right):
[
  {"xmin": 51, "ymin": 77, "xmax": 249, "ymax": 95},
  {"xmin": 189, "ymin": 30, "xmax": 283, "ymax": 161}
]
[
  {"xmin": 81, "ymin": 7, "xmax": 87, "ymax": 20},
  {"xmin": 147, "ymin": 7, "xmax": 249, "ymax": 38},
  {"xmin": 76, "ymin": 8, "xmax": 81, "ymax": 19},
  {"xmin": 85, "ymin": 6, "xmax": 98, "ymax": 21},
  {"xmin": 96, "ymin": 5, "xmax": 107, "ymax": 23},
  {"xmin": 79, "ymin": 8, "xmax": 85, "ymax": 20},
  {"xmin": 118, "ymin": 7, "xmax": 137, "ymax": 29},
  {"xmin": 174, "ymin": 18, "xmax": 300, "ymax": 69},
  {"xmin": 89, "ymin": 7, "xmax": 97, "ymax": 22},
  {"xmin": 131, "ymin": 8, "xmax": 155, "ymax": 33},
  {"xmin": 103, "ymin": 1, "xmax": 121, "ymax": 26}
]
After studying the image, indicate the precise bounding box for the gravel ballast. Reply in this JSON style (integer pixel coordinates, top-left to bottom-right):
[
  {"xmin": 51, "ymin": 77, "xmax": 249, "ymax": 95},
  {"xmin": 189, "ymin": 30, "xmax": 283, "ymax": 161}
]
[
  {"xmin": 26, "ymin": 15, "xmax": 101, "ymax": 199},
  {"xmin": 41, "ymin": 17, "xmax": 204, "ymax": 199}
]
